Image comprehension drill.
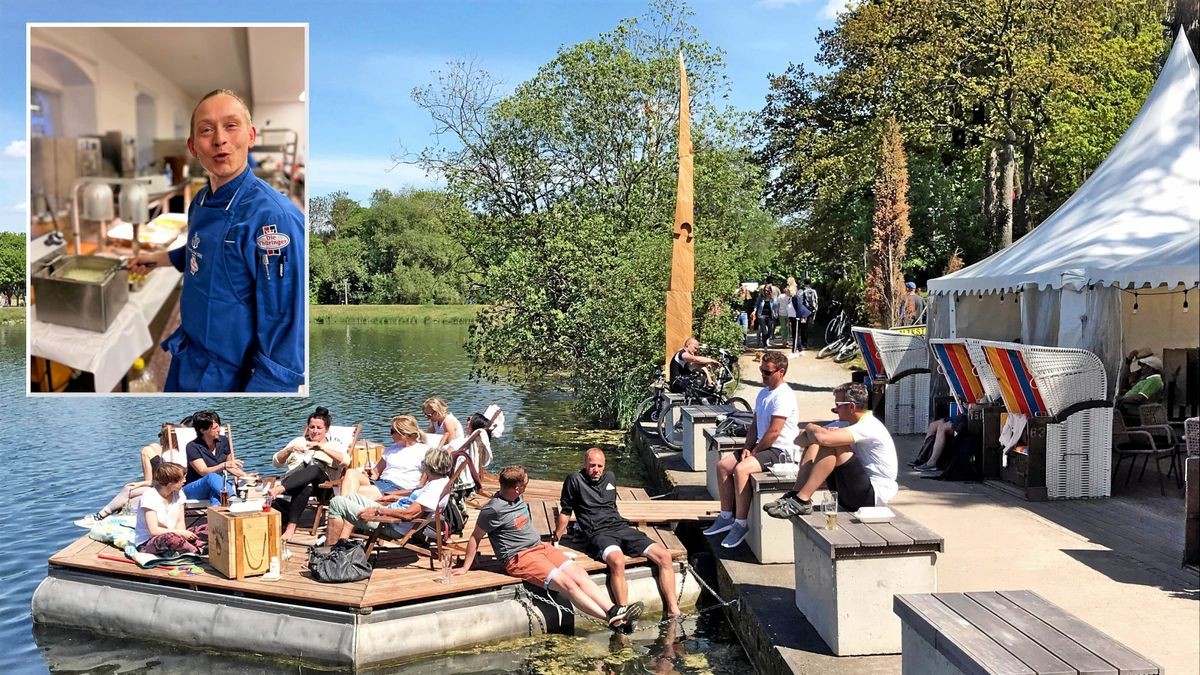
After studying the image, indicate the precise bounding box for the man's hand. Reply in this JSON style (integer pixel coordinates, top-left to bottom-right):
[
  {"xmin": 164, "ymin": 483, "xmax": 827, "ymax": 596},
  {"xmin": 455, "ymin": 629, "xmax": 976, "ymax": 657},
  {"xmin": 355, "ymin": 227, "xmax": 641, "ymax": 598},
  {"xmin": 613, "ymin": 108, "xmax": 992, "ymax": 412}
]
[{"xmin": 451, "ymin": 563, "xmax": 470, "ymax": 576}]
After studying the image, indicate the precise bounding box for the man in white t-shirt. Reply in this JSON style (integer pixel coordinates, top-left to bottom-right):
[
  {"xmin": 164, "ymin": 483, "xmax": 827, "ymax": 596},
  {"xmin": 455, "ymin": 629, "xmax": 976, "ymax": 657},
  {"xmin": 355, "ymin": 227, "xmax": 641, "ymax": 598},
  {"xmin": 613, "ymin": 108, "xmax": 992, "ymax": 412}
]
[
  {"xmin": 764, "ymin": 382, "xmax": 898, "ymax": 518},
  {"xmin": 703, "ymin": 350, "xmax": 800, "ymax": 548}
]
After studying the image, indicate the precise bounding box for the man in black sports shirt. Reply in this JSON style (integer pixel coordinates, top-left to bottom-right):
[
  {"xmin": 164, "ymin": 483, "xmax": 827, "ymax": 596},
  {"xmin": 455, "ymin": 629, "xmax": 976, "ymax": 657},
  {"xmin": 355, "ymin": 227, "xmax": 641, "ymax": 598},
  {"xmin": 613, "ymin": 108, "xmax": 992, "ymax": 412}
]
[{"xmin": 554, "ymin": 448, "xmax": 681, "ymax": 617}]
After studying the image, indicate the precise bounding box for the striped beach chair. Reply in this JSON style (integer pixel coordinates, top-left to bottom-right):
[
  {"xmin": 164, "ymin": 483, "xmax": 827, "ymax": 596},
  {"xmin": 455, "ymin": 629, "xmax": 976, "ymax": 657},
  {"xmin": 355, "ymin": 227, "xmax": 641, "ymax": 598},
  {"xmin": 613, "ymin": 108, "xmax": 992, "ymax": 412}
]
[
  {"xmin": 930, "ymin": 339, "xmax": 995, "ymax": 408},
  {"xmin": 974, "ymin": 340, "xmax": 1113, "ymax": 499},
  {"xmin": 852, "ymin": 327, "xmax": 930, "ymax": 434}
]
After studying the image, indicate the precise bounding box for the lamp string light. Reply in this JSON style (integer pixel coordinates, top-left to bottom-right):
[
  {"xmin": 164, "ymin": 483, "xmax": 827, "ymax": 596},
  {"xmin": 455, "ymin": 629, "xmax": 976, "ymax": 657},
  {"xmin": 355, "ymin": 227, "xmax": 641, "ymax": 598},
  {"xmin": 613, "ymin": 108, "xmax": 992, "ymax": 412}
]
[
  {"xmin": 1132, "ymin": 292, "xmax": 1139, "ymax": 314},
  {"xmin": 1185, "ymin": 289, "xmax": 1190, "ymax": 313}
]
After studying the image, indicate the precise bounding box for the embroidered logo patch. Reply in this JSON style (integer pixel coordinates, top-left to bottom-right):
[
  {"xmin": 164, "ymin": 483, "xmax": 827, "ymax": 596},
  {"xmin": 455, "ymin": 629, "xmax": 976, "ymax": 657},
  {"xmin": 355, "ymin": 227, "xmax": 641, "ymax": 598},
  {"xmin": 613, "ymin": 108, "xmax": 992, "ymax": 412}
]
[
  {"xmin": 189, "ymin": 253, "xmax": 199, "ymax": 275},
  {"xmin": 191, "ymin": 233, "xmax": 200, "ymax": 249},
  {"xmin": 256, "ymin": 225, "xmax": 290, "ymax": 255}
]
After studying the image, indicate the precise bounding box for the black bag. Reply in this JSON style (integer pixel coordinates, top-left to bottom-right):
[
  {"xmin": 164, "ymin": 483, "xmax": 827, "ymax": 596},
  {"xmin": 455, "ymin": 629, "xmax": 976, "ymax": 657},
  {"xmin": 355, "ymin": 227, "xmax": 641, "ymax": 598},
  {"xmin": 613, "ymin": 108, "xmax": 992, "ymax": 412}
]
[
  {"xmin": 308, "ymin": 540, "xmax": 372, "ymax": 583},
  {"xmin": 715, "ymin": 411, "xmax": 754, "ymax": 437},
  {"xmin": 420, "ymin": 494, "xmax": 468, "ymax": 542}
]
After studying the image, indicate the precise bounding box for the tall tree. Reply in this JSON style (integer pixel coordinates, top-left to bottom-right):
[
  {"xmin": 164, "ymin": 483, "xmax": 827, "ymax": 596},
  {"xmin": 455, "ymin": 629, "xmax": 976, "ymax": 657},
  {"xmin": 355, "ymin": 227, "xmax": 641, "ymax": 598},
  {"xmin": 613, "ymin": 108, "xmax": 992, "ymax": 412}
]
[
  {"xmin": 865, "ymin": 119, "xmax": 911, "ymax": 327},
  {"xmin": 412, "ymin": 0, "xmax": 775, "ymax": 426}
]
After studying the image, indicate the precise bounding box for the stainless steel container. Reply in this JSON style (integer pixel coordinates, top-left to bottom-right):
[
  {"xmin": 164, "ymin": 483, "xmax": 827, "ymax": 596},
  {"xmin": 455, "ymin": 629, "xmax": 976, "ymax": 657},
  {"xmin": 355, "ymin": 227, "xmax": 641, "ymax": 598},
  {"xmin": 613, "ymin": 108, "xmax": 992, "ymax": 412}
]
[{"xmin": 32, "ymin": 255, "xmax": 129, "ymax": 332}]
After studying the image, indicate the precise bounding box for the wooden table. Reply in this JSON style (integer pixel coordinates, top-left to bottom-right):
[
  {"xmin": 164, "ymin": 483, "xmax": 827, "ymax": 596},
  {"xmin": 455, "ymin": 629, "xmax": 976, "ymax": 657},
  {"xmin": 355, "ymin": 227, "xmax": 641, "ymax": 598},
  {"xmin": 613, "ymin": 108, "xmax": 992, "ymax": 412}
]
[
  {"xmin": 793, "ymin": 508, "xmax": 943, "ymax": 655},
  {"xmin": 894, "ymin": 591, "xmax": 1161, "ymax": 674}
]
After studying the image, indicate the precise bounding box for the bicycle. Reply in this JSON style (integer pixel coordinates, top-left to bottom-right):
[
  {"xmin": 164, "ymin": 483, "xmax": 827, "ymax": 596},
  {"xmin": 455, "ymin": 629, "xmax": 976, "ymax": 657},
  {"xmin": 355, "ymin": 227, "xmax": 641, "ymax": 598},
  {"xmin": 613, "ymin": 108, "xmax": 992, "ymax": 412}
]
[
  {"xmin": 657, "ymin": 348, "xmax": 752, "ymax": 450},
  {"xmin": 818, "ymin": 301, "xmax": 855, "ymax": 359},
  {"xmin": 631, "ymin": 369, "xmax": 670, "ymax": 428}
]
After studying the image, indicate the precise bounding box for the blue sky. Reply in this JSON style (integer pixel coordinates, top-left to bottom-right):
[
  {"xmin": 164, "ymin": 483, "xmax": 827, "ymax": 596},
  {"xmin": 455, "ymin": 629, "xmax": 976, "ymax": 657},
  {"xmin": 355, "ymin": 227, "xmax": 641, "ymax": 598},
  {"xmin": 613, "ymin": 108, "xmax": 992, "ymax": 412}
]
[{"xmin": 0, "ymin": 0, "xmax": 844, "ymax": 232}]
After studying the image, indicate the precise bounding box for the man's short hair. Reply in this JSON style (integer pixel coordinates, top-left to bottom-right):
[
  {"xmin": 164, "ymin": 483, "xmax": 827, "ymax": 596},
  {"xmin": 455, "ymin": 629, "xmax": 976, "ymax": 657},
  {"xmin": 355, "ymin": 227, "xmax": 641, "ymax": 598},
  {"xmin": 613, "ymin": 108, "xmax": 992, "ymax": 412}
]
[
  {"xmin": 189, "ymin": 89, "xmax": 252, "ymax": 139},
  {"xmin": 833, "ymin": 382, "xmax": 870, "ymax": 409},
  {"xmin": 499, "ymin": 466, "xmax": 528, "ymax": 491},
  {"xmin": 761, "ymin": 350, "xmax": 788, "ymax": 373}
]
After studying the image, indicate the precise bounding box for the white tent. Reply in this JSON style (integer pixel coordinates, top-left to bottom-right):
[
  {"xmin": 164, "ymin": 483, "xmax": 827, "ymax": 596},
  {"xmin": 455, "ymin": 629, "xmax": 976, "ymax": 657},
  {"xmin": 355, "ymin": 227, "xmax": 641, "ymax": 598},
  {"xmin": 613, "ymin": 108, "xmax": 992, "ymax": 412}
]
[{"xmin": 927, "ymin": 32, "xmax": 1200, "ymax": 395}]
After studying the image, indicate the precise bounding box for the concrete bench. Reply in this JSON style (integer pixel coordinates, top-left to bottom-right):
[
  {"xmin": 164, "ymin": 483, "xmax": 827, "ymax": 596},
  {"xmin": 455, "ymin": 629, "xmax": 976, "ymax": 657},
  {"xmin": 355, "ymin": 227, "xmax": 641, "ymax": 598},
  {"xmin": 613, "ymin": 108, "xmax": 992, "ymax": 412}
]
[
  {"xmin": 894, "ymin": 591, "xmax": 1161, "ymax": 674},
  {"xmin": 703, "ymin": 430, "xmax": 744, "ymax": 500},
  {"xmin": 680, "ymin": 404, "xmax": 737, "ymax": 471},
  {"xmin": 793, "ymin": 508, "xmax": 943, "ymax": 655},
  {"xmin": 746, "ymin": 472, "xmax": 804, "ymax": 563}
]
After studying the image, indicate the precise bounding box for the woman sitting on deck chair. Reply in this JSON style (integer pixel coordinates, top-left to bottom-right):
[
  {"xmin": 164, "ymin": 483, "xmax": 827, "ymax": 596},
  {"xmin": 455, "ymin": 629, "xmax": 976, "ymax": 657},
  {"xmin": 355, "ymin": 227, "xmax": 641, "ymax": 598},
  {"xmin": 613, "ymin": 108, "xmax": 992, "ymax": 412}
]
[
  {"xmin": 324, "ymin": 446, "xmax": 454, "ymax": 545},
  {"xmin": 184, "ymin": 410, "xmax": 249, "ymax": 505},
  {"xmin": 75, "ymin": 417, "xmax": 192, "ymax": 528},
  {"xmin": 135, "ymin": 462, "xmax": 208, "ymax": 556},
  {"xmin": 339, "ymin": 415, "xmax": 429, "ymax": 501},
  {"xmin": 266, "ymin": 406, "xmax": 350, "ymax": 542}
]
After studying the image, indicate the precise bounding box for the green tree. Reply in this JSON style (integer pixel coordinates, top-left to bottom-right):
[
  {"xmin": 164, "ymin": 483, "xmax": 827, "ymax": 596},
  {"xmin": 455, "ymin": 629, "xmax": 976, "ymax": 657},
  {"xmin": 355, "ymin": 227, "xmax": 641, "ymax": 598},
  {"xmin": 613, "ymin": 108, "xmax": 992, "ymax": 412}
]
[
  {"xmin": 0, "ymin": 232, "xmax": 25, "ymax": 305},
  {"xmin": 415, "ymin": 0, "xmax": 776, "ymax": 426}
]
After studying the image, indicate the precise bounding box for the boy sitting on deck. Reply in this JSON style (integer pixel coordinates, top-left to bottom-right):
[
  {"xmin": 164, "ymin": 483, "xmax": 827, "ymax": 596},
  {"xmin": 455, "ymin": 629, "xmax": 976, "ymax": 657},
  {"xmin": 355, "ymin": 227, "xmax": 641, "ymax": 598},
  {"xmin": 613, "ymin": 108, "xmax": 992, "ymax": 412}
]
[{"xmin": 454, "ymin": 465, "xmax": 644, "ymax": 630}]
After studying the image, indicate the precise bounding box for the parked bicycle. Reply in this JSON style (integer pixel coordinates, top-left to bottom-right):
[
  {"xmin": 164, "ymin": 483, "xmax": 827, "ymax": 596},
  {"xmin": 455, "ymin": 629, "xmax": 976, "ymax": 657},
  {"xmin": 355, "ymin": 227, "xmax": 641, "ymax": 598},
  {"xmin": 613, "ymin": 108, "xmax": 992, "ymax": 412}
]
[{"xmin": 657, "ymin": 348, "xmax": 751, "ymax": 450}]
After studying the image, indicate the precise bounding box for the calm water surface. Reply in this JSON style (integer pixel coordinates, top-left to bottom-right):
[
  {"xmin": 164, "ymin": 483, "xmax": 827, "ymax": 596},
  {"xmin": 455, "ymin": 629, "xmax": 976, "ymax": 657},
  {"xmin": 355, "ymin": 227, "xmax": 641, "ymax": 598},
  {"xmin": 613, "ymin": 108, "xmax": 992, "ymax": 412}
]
[{"xmin": 0, "ymin": 323, "xmax": 748, "ymax": 673}]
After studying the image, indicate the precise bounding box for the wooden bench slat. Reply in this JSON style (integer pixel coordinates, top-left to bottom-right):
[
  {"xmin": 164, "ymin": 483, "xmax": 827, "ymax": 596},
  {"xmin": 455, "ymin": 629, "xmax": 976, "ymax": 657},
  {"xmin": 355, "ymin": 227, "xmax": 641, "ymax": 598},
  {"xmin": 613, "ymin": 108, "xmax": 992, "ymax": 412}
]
[
  {"xmin": 937, "ymin": 593, "xmax": 1075, "ymax": 675},
  {"xmin": 999, "ymin": 591, "xmax": 1161, "ymax": 675},
  {"xmin": 798, "ymin": 513, "xmax": 859, "ymax": 556},
  {"xmin": 837, "ymin": 518, "xmax": 888, "ymax": 547},
  {"xmin": 868, "ymin": 521, "xmax": 914, "ymax": 547},
  {"xmin": 890, "ymin": 514, "xmax": 947, "ymax": 550},
  {"xmin": 896, "ymin": 594, "xmax": 1036, "ymax": 675},
  {"xmin": 966, "ymin": 591, "xmax": 1119, "ymax": 675}
]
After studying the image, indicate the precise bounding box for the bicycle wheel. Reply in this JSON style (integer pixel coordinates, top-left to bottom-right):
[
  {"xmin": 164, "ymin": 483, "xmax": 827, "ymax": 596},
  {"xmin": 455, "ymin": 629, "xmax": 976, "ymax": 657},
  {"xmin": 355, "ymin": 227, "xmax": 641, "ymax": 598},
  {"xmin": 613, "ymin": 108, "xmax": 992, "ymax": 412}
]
[
  {"xmin": 726, "ymin": 396, "xmax": 752, "ymax": 414},
  {"xmin": 817, "ymin": 337, "xmax": 846, "ymax": 359},
  {"xmin": 833, "ymin": 341, "xmax": 860, "ymax": 363},
  {"xmin": 824, "ymin": 314, "xmax": 842, "ymax": 345},
  {"xmin": 632, "ymin": 395, "xmax": 659, "ymax": 426},
  {"xmin": 656, "ymin": 402, "xmax": 685, "ymax": 450}
]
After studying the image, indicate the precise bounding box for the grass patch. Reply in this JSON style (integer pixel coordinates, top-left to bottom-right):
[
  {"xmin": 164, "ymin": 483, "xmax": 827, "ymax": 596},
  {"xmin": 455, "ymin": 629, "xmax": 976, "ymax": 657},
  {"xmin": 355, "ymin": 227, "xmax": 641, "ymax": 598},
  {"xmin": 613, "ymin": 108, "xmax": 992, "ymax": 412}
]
[
  {"xmin": 0, "ymin": 306, "xmax": 26, "ymax": 325},
  {"xmin": 310, "ymin": 304, "xmax": 484, "ymax": 325}
]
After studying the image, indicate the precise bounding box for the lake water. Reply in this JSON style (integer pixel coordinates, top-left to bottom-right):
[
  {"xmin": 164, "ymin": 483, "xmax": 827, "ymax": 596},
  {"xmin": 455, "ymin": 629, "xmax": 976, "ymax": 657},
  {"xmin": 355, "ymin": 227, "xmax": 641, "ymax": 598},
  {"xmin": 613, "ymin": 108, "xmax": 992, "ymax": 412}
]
[{"xmin": 0, "ymin": 323, "xmax": 749, "ymax": 673}]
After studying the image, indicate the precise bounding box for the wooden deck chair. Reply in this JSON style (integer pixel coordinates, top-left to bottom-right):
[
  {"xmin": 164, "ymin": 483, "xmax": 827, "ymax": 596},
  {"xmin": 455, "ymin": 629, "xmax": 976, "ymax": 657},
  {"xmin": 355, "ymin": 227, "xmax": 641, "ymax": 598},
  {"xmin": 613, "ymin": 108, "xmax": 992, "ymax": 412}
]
[
  {"xmin": 363, "ymin": 457, "xmax": 471, "ymax": 569},
  {"xmin": 162, "ymin": 421, "xmax": 235, "ymax": 512}
]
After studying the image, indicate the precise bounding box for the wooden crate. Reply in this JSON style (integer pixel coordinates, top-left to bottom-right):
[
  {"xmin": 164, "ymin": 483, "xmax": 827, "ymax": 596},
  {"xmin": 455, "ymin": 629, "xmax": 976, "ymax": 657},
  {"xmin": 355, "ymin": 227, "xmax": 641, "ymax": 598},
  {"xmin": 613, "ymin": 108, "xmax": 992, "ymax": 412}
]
[
  {"xmin": 350, "ymin": 440, "xmax": 385, "ymax": 469},
  {"xmin": 207, "ymin": 506, "xmax": 282, "ymax": 580}
]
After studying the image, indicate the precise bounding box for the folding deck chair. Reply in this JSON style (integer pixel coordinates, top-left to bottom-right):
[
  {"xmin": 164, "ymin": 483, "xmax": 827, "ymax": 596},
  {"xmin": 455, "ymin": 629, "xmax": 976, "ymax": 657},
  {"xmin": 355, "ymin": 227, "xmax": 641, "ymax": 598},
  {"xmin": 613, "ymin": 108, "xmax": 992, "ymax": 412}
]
[
  {"xmin": 362, "ymin": 458, "xmax": 472, "ymax": 569},
  {"xmin": 273, "ymin": 423, "xmax": 362, "ymax": 536},
  {"xmin": 162, "ymin": 421, "xmax": 236, "ymax": 514}
]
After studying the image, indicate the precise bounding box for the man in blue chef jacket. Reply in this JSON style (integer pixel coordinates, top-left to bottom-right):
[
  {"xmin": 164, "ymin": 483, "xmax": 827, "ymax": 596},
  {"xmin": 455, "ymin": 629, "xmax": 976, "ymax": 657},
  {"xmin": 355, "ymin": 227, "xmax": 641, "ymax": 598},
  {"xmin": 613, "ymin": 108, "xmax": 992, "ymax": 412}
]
[{"xmin": 133, "ymin": 89, "xmax": 305, "ymax": 392}]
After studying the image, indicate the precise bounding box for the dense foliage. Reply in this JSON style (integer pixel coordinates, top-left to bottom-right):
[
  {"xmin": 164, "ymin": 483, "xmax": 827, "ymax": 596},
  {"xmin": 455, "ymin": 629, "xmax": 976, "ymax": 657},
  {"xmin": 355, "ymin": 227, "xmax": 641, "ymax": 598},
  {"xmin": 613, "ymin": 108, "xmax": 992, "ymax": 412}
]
[
  {"xmin": 757, "ymin": 0, "xmax": 1169, "ymax": 315},
  {"xmin": 412, "ymin": 0, "xmax": 776, "ymax": 427},
  {"xmin": 0, "ymin": 232, "xmax": 25, "ymax": 305},
  {"xmin": 308, "ymin": 189, "xmax": 472, "ymax": 305}
]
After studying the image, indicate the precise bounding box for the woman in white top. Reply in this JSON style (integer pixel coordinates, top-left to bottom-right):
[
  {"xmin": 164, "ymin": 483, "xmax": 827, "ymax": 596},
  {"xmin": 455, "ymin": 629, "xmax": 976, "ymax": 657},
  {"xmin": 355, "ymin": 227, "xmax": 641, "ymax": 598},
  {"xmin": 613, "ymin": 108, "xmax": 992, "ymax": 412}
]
[
  {"xmin": 135, "ymin": 462, "xmax": 207, "ymax": 555},
  {"xmin": 340, "ymin": 414, "xmax": 429, "ymax": 501},
  {"xmin": 423, "ymin": 397, "xmax": 462, "ymax": 447},
  {"xmin": 266, "ymin": 406, "xmax": 349, "ymax": 541},
  {"xmin": 74, "ymin": 422, "xmax": 190, "ymax": 528},
  {"xmin": 777, "ymin": 278, "xmax": 796, "ymax": 351}
]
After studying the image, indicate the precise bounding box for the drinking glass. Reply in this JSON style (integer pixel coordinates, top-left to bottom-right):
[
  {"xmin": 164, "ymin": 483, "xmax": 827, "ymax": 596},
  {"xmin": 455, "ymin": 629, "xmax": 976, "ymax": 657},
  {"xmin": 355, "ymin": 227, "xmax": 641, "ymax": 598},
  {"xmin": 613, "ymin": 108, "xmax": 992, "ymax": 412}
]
[
  {"xmin": 824, "ymin": 491, "xmax": 838, "ymax": 530},
  {"xmin": 436, "ymin": 547, "xmax": 453, "ymax": 584}
]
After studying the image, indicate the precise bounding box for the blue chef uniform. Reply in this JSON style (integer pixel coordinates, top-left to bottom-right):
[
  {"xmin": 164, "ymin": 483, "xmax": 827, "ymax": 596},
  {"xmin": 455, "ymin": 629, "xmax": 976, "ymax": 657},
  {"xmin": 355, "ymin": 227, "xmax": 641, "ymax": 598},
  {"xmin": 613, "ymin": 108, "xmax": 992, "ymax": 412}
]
[{"xmin": 163, "ymin": 165, "xmax": 305, "ymax": 392}]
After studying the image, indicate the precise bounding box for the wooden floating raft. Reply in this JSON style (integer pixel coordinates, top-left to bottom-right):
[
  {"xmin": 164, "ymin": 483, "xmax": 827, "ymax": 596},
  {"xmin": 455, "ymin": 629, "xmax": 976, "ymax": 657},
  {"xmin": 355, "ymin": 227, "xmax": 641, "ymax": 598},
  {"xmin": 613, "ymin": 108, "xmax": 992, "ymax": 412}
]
[{"xmin": 33, "ymin": 478, "xmax": 708, "ymax": 669}]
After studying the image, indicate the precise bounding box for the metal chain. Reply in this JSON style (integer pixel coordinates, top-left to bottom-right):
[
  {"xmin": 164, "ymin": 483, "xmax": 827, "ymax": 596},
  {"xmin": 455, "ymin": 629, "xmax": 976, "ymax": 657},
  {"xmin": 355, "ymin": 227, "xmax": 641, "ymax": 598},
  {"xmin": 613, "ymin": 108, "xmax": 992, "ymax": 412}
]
[
  {"xmin": 513, "ymin": 586, "xmax": 546, "ymax": 636},
  {"xmin": 515, "ymin": 585, "xmax": 611, "ymax": 629}
]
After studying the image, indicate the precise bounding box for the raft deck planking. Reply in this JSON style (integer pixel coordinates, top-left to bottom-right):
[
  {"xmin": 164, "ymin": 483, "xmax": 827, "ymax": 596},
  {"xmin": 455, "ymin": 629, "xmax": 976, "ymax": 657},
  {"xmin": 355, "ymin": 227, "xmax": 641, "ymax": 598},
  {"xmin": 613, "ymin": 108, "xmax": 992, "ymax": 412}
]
[{"xmin": 47, "ymin": 478, "xmax": 690, "ymax": 612}]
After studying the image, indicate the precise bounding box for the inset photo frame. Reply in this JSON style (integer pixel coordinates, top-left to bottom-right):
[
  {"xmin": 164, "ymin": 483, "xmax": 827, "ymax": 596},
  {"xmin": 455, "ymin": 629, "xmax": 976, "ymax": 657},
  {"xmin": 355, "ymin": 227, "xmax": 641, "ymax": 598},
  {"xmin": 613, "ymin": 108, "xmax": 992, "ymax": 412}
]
[{"xmin": 27, "ymin": 23, "xmax": 309, "ymax": 395}]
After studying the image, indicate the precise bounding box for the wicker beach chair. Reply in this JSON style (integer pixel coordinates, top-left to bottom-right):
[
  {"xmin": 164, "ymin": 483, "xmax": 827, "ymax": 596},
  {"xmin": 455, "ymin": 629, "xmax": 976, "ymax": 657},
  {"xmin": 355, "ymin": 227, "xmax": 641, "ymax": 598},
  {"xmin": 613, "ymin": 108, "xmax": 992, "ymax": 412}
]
[
  {"xmin": 930, "ymin": 339, "xmax": 1001, "ymax": 408},
  {"xmin": 852, "ymin": 327, "xmax": 931, "ymax": 434},
  {"xmin": 973, "ymin": 340, "xmax": 1113, "ymax": 499},
  {"xmin": 1186, "ymin": 417, "xmax": 1200, "ymax": 457}
]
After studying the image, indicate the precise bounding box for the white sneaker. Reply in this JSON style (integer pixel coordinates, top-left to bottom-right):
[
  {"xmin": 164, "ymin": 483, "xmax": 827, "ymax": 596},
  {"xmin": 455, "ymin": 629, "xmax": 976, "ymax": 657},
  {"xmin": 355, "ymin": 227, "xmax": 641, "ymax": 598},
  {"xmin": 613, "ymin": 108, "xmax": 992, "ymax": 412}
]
[
  {"xmin": 702, "ymin": 514, "xmax": 735, "ymax": 536},
  {"xmin": 73, "ymin": 513, "xmax": 103, "ymax": 529}
]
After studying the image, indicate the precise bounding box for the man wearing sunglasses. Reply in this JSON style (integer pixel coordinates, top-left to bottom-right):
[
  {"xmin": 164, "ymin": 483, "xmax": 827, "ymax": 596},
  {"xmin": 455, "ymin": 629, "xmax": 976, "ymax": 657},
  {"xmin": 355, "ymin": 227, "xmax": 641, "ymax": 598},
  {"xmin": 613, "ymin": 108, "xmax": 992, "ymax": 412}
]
[
  {"xmin": 703, "ymin": 350, "xmax": 799, "ymax": 548},
  {"xmin": 764, "ymin": 382, "xmax": 898, "ymax": 518}
]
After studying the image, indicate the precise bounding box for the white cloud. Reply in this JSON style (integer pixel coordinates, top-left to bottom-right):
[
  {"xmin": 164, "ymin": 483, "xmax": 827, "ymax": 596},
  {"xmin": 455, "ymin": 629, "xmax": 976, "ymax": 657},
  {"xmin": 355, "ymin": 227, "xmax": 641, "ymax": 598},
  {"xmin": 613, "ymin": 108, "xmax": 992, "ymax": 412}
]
[
  {"xmin": 819, "ymin": 0, "xmax": 858, "ymax": 20},
  {"xmin": 307, "ymin": 155, "xmax": 443, "ymax": 203},
  {"xmin": 3, "ymin": 140, "xmax": 27, "ymax": 158},
  {"xmin": 14, "ymin": 201, "xmax": 27, "ymax": 211}
]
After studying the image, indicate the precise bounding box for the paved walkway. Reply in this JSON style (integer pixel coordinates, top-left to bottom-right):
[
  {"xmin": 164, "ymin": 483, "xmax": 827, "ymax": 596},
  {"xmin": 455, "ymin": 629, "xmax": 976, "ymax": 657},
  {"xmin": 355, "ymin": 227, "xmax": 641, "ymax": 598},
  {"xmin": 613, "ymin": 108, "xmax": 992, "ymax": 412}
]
[{"xmin": 689, "ymin": 346, "xmax": 1198, "ymax": 673}]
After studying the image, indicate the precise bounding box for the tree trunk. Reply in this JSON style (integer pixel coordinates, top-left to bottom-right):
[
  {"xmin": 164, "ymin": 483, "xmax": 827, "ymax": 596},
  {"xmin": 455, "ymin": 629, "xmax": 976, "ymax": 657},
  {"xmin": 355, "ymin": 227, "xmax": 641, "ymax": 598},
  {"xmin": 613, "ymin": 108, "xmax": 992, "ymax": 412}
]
[
  {"xmin": 983, "ymin": 145, "xmax": 999, "ymax": 252},
  {"xmin": 1016, "ymin": 141, "xmax": 1035, "ymax": 237},
  {"xmin": 998, "ymin": 132, "xmax": 1016, "ymax": 249}
]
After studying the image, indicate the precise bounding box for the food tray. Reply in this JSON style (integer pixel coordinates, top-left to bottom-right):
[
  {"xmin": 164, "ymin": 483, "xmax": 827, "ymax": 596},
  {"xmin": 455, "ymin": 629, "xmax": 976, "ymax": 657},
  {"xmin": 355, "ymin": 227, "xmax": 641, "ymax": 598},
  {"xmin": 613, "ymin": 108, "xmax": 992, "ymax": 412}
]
[{"xmin": 854, "ymin": 506, "xmax": 895, "ymax": 523}]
